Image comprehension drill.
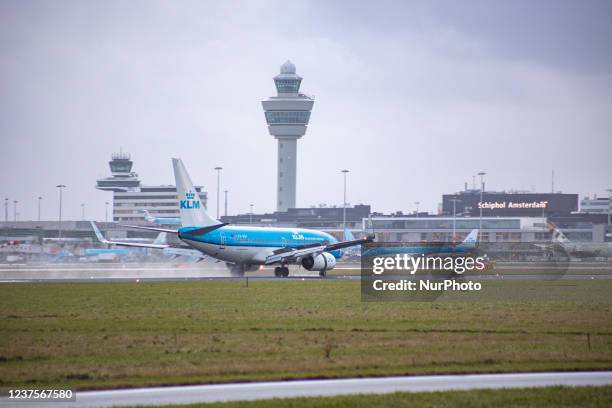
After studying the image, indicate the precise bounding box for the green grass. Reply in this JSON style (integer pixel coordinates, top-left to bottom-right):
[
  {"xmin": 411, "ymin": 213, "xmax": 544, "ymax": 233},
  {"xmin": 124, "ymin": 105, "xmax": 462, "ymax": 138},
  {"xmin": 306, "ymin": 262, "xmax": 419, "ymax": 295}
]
[
  {"xmin": 0, "ymin": 280, "xmax": 611, "ymax": 390},
  {"xmin": 154, "ymin": 386, "xmax": 612, "ymax": 408}
]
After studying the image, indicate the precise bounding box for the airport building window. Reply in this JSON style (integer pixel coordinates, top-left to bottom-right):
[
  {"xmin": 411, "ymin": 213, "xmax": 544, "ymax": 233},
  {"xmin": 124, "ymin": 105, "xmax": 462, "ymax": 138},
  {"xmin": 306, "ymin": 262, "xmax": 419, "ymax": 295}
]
[
  {"xmin": 265, "ymin": 111, "xmax": 311, "ymax": 125},
  {"xmin": 372, "ymin": 218, "xmax": 521, "ymax": 230},
  {"xmin": 274, "ymin": 79, "xmax": 301, "ymax": 93},
  {"xmin": 110, "ymin": 162, "xmax": 132, "ymax": 172}
]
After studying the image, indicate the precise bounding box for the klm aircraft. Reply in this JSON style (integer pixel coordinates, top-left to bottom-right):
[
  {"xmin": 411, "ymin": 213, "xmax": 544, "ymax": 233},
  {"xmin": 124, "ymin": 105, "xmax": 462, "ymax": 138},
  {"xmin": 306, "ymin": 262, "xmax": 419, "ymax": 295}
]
[
  {"xmin": 94, "ymin": 158, "xmax": 372, "ymax": 276},
  {"xmin": 140, "ymin": 210, "xmax": 181, "ymax": 225},
  {"xmin": 536, "ymin": 223, "xmax": 612, "ymax": 259},
  {"xmin": 362, "ymin": 229, "xmax": 479, "ymax": 258}
]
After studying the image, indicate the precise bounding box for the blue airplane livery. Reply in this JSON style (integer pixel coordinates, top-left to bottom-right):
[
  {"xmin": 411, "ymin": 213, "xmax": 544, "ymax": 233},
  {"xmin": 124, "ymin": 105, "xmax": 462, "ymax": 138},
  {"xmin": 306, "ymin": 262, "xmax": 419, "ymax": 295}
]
[{"xmin": 93, "ymin": 158, "xmax": 372, "ymax": 276}]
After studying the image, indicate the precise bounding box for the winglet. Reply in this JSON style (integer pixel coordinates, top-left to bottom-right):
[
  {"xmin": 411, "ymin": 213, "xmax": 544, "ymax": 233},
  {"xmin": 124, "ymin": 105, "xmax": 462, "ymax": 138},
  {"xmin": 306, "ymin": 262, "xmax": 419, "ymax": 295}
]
[{"xmin": 90, "ymin": 221, "xmax": 110, "ymax": 244}]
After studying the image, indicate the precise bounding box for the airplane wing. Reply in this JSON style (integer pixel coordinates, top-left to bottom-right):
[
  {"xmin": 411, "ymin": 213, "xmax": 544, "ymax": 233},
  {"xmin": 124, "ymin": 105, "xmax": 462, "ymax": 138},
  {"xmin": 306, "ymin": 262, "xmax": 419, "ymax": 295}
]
[
  {"xmin": 264, "ymin": 235, "xmax": 374, "ymax": 265},
  {"xmin": 91, "ymin": 221, "xmax": 170, "ymax": 249},
  {"xmin": 325, "ymin": 236, "xmax": 374, "ymax": 251},
  {"xmin": 265, "ymin": 243, "xmax": 327, "ymax": 265}
]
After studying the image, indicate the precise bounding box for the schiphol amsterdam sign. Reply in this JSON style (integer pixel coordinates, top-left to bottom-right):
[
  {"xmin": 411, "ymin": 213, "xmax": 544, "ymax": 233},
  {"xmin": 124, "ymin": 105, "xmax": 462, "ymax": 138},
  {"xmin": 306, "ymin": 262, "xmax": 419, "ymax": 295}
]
[{"xmin": 477, "ymin": 200, "xmax": 549, "ymax": 210}]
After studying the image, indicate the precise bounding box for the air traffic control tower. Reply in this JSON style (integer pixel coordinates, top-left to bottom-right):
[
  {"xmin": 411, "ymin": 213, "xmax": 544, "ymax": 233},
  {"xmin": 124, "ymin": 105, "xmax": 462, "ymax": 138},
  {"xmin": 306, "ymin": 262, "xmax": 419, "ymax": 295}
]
[{"xmin": 262, "ymin": 60, "xmax": 314, "ymax": 212}]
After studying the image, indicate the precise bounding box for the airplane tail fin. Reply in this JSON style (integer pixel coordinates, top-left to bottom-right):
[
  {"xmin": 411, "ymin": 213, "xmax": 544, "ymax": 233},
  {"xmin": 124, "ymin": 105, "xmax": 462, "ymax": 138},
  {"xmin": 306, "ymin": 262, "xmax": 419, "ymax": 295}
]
[
  {"xmin": 153, "ymin": 232, "xmax": 168, "ymax": 245},
  {"xmin": 462, "ymin": 229, "xmax": 479, "ymax": 244},
  {"xmin": 456, "ymin": 229, "xmax": 478, "ymax": 249},
  {"xmin": 344, "ymin": 228, "xmax": 355, "ymax": 241},
  {"xmin": 548, "ymin": 221, "xmax": 570, "ymax": 243},
  {"xmin": 552, "ymin": 227, "xmax": 570, "ymax": 243},
  {"xmin": 140, "ymin": 210, "xmax": 154, "ymax": 222},
  {"xmin": 172, "ymin": 158, "xmax": 219, "ymax": 227}
]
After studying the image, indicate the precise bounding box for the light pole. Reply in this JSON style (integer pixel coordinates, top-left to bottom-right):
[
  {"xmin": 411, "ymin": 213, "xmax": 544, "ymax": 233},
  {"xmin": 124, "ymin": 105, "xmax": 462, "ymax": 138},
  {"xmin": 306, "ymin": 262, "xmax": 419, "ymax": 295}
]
[
  {"xmin": 214, "ymin": 167, "xmax": 222, "ymax": 220},
  {"xmin": 249, "ymin": 204, "xmax": 254, "ymax": 224},
  {"xmin": 38, "ymin": 196, "xmax": 42, "ymax": 222},
  {"xmin": 56, "ymin": 184, "xmax": 66, "ymax": 240},
  {"xmin": 450, "ymin": 198, "xmax": 461, "ymax": 243},
  {"xmin": 415, "ymin": 201, "xmax": 420, "ymax": 218},
  {"xmin": 477, "ymin": 172, "xmax": 486, "ymax": 241},
  {"xmin": 341, "ymin": 170, "xmax": 349, "ymax": 229},
  {"xmin": 81, "ymin": 203, "xmax": 86, "ymax": 221},
  {"xmin": 607, "ymin": 189, "xmax": 612, "ymax": 225},
  {"xmin": 224, "ymin": 190, "xmax": 228, "ymax": 218},
  {"xmin": 5, "ymin": 198, "xmax": 8, "ymax": 222},
  {"xmin": 105, "ymin": 202, "xmax": 109, "ymax": 222},
  {"xmin": 13, "ymin": 200, "xmax": 17, "ymax": 221}
]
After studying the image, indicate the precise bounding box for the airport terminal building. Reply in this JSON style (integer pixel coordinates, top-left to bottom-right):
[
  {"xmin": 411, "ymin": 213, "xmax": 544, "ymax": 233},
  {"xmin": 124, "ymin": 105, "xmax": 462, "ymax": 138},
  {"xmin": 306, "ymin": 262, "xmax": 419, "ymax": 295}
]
[
  {"xmin": 366, "ymin": 189, "xmax": 608, "ymax": 243},
  {"xmin": 441, "ymin": 190, "xmax": 578, "ymax": 217},
  {"xmin": 96, "ymin": 152, "xmax": 207, "ymax": 223}
]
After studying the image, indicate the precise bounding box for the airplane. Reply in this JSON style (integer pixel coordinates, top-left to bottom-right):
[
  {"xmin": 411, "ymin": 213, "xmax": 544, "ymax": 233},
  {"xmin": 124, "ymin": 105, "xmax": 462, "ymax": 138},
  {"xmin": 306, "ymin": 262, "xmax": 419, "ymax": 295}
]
[
  {"xmin": 96, "ymin": 158, "xmax": 372, "ymax": 277},
  {"xmin": 539, "ymin": 224, "xmax": 612, "ymax": 259},
  {"xmin": 140, "ymin": 210, "xmax": 181, "ymax": 225},
  {"xmin": 83, "ymin": 230, "xmax": 170, "ymax": 260},
  {"xmin": 361, "ymin": 229, "xmax": 480, "ymax": 258},
  {"xmin": 90, "ymin": 222, "xmax": 208, "ymax": 262},
  {"xmin": 341, "ymin": 229, "xmax": 361, "ymax": 258}
]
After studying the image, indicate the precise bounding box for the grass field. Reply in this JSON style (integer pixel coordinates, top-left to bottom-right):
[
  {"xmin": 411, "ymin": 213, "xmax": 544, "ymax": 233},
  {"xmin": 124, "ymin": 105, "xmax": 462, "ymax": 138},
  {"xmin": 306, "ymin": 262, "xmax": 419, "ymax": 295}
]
[
  {"xmin": 1, "ymin": 280, "xmax": 612, "ymax": 390},
  {"xmin": 156, "ymin": 386, "xmax": 612, "ymax": 407}
]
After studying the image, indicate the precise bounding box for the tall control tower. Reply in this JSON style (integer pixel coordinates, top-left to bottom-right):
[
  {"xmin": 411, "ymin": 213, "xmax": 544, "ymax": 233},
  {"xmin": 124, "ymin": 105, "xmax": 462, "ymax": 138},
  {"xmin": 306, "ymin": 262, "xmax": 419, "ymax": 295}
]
[{"xmin": 262, "ymin": 60, "xmax": 314, "ymax": 212}]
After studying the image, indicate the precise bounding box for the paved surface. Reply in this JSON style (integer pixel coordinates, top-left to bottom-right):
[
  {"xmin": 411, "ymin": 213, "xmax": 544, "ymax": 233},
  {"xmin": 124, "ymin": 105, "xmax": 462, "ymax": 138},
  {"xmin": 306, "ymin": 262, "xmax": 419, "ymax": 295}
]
[
  {"xmin": 1, "ymin": 371, "xmax": 611, "ymax": 407},
  {"xmin": 0, "ymin": 262, "xmax": 611, "ymax": 282}
]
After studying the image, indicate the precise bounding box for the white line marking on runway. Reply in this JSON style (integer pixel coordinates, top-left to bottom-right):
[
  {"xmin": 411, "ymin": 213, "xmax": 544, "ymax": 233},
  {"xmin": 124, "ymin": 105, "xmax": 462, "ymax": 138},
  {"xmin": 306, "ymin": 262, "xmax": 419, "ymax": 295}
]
[{"xmin": 2, "ymin": 371, "xmax": 611, "ymax": 407}]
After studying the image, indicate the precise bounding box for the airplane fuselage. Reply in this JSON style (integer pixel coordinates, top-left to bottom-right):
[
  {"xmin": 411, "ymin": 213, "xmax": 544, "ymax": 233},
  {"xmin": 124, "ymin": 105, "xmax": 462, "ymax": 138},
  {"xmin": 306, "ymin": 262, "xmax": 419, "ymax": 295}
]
[
  {"xmin": 178, "ymin": 225, "xmax": 341, "ymax": 265},
  {"xmin": 561, "ymin": 242, "xmax": 612, "ymax": 258}
]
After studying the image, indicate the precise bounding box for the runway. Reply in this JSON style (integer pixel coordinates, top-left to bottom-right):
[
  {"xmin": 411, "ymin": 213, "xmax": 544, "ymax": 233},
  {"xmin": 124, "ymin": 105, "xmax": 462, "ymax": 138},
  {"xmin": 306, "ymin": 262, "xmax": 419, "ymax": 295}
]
[
  {"xmin": 0, "ymin": 262, "xmax": 611, "ymax": 283},
  {"xmin": 1, "ymin": 371, "xmax": 611, "ymax": 407}
]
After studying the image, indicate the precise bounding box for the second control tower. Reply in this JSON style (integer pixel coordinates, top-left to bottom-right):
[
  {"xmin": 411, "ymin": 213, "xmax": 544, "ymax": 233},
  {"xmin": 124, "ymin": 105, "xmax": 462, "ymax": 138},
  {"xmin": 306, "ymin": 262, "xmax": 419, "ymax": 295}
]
[{"xmin": 262, "ymin": 60, "xmax": 314, "ymax": 212}]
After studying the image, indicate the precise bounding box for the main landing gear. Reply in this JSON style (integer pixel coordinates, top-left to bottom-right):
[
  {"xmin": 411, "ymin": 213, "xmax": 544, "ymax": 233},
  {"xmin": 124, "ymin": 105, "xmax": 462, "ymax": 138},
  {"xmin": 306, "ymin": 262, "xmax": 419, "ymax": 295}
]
[{"xmin": 274, "ymin": 266, "xmax": 289, "ymax": 278}]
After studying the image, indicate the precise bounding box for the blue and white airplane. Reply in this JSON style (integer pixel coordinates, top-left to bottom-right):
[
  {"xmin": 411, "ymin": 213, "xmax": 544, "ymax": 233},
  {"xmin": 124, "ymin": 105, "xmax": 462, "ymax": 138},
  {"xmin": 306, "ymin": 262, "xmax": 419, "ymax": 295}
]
[
  {"xmin": 94, "ymin": 158, "xmax": 372, "ymax": 276},
  {"xmin": 361, "ymin": 229, "xmax": 479, "ymax": 258},
  {"xmin": 140, "ymin": 210, "xmax": 181, "ymax": 225}
]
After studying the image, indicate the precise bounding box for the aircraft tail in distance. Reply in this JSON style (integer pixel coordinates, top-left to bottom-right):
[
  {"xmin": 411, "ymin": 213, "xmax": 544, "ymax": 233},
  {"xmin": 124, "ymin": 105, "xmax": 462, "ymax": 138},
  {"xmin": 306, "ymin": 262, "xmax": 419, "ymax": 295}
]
[
  {"xmin": 462, "ymin": 229, "xmax": 479, "ymax": 244},
  {"xmin": 344, "ymin": 228, "xmax": 355, "ymax": 241},
  {"xmin": 140, "ymin": 210, "xmax": 155, "ymax": 223},
  {"xmin": 552, "ymin": 227, "xmax": 570, "ymax": 243},
  {"xmin": 547, "ymin": 222, "xmax": 570, "ymax": 243}
]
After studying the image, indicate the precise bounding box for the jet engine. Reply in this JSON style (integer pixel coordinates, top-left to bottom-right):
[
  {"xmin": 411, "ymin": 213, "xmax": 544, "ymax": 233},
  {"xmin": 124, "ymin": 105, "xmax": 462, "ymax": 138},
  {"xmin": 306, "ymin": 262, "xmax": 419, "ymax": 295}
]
[{"xmin": 301, "ymin": 252, "xmax": 336, "ymax": 271}]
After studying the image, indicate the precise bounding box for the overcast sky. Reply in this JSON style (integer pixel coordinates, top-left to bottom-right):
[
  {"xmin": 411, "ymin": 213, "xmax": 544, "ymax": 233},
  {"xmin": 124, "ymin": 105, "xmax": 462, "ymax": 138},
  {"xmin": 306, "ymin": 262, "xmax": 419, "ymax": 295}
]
[{"xmin": 1, "ymin": 0, "xmax": 611, "ymax": 221}]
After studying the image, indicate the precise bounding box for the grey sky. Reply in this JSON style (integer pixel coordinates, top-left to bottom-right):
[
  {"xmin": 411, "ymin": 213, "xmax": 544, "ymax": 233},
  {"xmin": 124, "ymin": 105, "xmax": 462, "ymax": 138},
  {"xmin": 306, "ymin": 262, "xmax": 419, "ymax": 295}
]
[{"xmin": 1, "ymin": 0, "xmax": 611, "ymax": 221}]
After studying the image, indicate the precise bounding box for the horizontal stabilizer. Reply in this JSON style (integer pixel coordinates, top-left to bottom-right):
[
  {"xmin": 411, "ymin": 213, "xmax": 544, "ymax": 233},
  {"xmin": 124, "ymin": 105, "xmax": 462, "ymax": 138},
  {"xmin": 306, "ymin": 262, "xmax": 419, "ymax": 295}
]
[{"xmin": 187, "ymin": 223, "xmax": 229, "ymax": 236}]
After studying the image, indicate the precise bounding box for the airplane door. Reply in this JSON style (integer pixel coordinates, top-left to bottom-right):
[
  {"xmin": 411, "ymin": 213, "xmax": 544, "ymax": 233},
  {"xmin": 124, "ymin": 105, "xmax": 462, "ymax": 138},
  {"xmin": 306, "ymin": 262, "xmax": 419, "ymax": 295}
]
[
  {"xmin": 281, "ymin": 236, "xmax": 287, "ymax": 248},
  {"xmin": 220, "ymin": 232, "xmax": 226, "ymax": 249}
]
